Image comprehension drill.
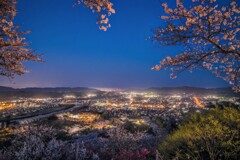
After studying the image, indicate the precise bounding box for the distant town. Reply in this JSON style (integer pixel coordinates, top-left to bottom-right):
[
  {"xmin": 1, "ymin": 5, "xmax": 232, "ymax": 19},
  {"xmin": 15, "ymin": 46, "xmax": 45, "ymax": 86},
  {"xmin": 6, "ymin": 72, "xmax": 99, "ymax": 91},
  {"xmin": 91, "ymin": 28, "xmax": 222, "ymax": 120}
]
[
  {"xmin": 0, "ymin": 86, "xmax": 239, "ymax": 127},
  {"xmin": 0, "ymin": 86, "xmax": 239, "ymax": 159}
]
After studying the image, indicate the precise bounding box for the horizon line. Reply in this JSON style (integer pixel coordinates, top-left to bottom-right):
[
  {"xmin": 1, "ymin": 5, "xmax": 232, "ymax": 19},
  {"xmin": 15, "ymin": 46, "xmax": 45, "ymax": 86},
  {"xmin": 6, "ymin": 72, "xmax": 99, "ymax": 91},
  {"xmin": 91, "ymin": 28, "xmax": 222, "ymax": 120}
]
[{"xmin": 0, "ymin": 85, "xmax": 232, "ymax": 90}]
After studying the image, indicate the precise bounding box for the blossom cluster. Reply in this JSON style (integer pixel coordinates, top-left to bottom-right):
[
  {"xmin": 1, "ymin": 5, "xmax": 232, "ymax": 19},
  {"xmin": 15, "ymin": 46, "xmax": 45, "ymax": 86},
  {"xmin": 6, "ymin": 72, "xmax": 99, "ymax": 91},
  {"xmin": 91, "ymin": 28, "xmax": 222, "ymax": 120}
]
[
  {"xmin": 74, "ymin": 0, "xmax": 115, "ymax": 31},
  {"xmin": 152, "ymin": 0, "xmax": 240, "ymax": 91},
  {"xmin": 0, "ymin": 0, "xmax": 42, "ymax": 78}
]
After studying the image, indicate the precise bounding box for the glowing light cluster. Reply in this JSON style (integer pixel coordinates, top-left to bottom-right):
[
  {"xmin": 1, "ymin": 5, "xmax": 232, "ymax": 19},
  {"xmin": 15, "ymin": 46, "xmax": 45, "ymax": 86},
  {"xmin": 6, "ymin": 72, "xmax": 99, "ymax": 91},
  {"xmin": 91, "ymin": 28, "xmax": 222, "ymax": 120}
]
[{"xmin": 193, "ymin": 97, "xmax": 204, "ymax": 108}]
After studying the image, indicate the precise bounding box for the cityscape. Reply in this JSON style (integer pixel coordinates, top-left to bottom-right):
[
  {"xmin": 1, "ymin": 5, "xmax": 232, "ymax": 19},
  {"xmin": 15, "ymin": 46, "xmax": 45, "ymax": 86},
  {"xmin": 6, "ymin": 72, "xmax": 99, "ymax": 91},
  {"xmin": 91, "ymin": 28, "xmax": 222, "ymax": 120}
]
[
  {"xmin": 0, "ymin": 0, "xmax": 239, "ymax": 159},
  {"xmin": 0, "ymin": 87, "xmax": 238, "ymax": 124},
  {"xmin": 0, "ymin": 86, "xmax": 239, "ymax": 159}
]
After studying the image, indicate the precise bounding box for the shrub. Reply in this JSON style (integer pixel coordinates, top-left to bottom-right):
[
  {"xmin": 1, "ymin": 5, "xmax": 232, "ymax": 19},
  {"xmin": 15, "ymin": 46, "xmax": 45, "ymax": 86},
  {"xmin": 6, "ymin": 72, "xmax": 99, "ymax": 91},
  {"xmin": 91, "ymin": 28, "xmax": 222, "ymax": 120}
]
[
  {"xmin": 124, "ymin": 120, "xmax": 150, "ymax": 133},
  {"xmin": 114, "ymin": 148, "xmax": 151, "ymax": 160},
  {"xmin": 158, "ymin": 107, "xmax": 240, "ymax": 160}
]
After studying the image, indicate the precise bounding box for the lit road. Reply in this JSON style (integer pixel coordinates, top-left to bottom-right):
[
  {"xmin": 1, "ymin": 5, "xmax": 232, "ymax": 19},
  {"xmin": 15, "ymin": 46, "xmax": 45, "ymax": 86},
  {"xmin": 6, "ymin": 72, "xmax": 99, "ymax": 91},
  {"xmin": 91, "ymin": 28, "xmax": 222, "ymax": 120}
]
[{"xmin": 10, "ymin": 104, "xmax": 87, "ymax": 125}]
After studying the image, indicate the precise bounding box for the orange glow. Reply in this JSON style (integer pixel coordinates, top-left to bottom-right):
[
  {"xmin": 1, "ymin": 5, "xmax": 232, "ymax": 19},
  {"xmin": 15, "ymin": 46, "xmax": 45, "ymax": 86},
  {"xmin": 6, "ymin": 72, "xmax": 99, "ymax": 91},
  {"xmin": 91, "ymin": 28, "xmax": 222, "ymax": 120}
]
[
  {"xmin": 65, "ymin": 113, "xmax": 100, "ymax": 124},
  {"xmin": 193, "ymin": 97, "xmax": 204, "ymax": 108},
  {"xmin": 0, "ymin": 102, "xmax": 13, "ymax": 110}
]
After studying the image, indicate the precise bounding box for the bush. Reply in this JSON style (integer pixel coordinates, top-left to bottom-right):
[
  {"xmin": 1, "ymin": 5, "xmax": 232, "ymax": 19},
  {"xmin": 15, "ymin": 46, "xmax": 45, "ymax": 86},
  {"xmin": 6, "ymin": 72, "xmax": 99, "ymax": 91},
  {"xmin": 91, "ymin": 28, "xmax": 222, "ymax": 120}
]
[
  {"xmin": 124, "ymin": 120, "xmax": 150, "ymax": 133},
  {"xmin": 48, "ymin": 114, "xmax": 59, "ymax": 121},
  {"xmin": 158, "ymin": 107, "xmax": 240, "ymax": 160},
  {"xmin": 114, "ymin": 148, "xmax": 151, "ymax": 160},
  {"xmin": 101, "ymin": 111, "xmax": 112, "ymax": 120}
]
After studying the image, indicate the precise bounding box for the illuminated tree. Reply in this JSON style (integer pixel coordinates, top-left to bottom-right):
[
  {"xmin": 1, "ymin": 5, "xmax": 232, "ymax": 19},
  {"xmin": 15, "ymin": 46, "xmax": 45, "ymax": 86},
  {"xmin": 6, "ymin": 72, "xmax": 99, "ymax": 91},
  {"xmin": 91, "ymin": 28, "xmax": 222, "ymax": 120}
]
[
  {"xmin": 0, "ymin": 0, "xmax": 42, "ymax": 78},
  {"xmin": 74, "ymin": 0, "xmax": 115, "ymax": 31},
  {"xmin": 0, "ymin": 126, "xmax": 100, "ymax": 160},
  {"xmin": 152, "ymin": 0, "xmax": 240, "ymax": 91}
]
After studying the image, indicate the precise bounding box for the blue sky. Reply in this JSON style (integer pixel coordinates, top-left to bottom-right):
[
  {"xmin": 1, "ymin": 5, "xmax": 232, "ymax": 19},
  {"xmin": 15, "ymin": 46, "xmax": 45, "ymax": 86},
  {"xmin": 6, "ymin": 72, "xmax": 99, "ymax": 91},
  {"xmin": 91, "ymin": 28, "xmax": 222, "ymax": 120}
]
[{"xmin": 0, "ymin": 0, "xmax": 230, "ymax": 88}]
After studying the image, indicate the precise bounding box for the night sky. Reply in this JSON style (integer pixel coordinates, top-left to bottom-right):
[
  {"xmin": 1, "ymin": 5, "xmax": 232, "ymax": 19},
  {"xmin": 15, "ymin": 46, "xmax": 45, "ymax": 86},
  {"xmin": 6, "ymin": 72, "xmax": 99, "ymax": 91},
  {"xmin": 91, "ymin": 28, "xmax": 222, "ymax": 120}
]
[{"xmin": 0, "ymin": 0, "xmax": 230, "ymax": 89}]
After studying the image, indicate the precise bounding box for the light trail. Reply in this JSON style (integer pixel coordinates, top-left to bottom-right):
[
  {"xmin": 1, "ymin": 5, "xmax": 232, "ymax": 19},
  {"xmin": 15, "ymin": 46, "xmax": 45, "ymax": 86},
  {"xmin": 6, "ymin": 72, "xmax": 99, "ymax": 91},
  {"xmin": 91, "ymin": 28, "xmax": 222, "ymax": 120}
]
[{"xmin": 193, "ymin": 97, "xmax": 204, "ymax": 108}]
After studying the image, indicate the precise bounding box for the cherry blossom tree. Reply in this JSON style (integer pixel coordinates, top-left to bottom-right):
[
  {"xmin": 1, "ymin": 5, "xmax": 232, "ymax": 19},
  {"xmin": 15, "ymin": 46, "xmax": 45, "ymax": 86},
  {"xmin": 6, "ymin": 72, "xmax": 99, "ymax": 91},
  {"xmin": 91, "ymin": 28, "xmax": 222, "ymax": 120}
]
[
  {"xmin": 0, "ymin": 0, "xmax": 115, "ymax": 79},
  {"xmin": 152, "ymin": 0, "xmax": 240, "ymax": 91},
  {"xmin": 74, "ymin": 0, "xmax": 115, "ymax": 31},
  {"xmin": 0, "ymin": 125, "xmax": 100, "ymax": 160},
  {"xmin": 0, "ymin": 0, "xmax": 42, "ymax": 78}
]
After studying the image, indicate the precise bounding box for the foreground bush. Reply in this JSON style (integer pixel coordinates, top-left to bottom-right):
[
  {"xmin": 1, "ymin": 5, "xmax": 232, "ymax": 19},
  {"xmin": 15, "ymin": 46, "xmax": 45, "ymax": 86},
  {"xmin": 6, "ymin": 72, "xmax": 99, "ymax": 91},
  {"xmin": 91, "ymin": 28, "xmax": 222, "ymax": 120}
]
[
  {"xmin": 158, "ymin": 107, "xmax": 240, "ymax": 160},
  {"xmin": 124, "ymin": 120, "xmax": 150, "ymax": 133}
]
